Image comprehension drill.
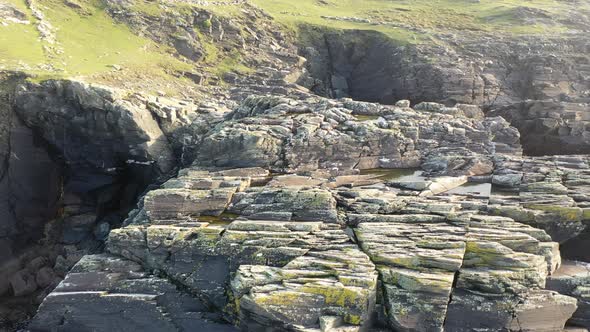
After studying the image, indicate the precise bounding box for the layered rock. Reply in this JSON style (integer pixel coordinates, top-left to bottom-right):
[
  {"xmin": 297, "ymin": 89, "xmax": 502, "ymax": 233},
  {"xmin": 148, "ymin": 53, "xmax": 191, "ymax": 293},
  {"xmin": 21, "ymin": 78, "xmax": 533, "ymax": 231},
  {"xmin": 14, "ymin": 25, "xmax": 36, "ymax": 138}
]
[
  {"xmin": 231, "ymin": 226, "xmax": 378, "ymax": 330},
  {"xmin": 1, "ymin": 78, "xmax": 229, "ymax": 326},
  {"xmin": 34, "ymin": 157, "xmax": 585, "ymax": 331},
  {"xmin": 338, "ymin": 180, "xmax": 571, "ymax": 331},
  {"xmin": 547, "ymin": 261, "xmax": 590, "ymax": 329},
  {"xmin": 298, "ymin": 26, "xmax": 590, "ymax": 154},
  {"xmin": 195, "ymin": 96, "xmax": 521, "ymax": 173},
  {"xmin": 27, "ymin": 254, "xmax": 238, "ymax": 331},
  {"xmin": 490, "ymin": 101, "xmax": 590, "ymax": 155},
  {"xmin": 24, "ymin": 94, "xmax": 590, "ymax": 331},
  {"xmin": 489, "ymin": 155, "xmax": 590, "ymax": 243}
]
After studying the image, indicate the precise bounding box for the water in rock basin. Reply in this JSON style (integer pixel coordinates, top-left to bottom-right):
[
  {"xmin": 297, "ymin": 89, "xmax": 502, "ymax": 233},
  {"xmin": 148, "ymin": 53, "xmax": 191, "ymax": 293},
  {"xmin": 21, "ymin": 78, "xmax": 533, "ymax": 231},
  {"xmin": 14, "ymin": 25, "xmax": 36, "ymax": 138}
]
[
  {"xmin": 490, "ymin": 186, "xmax": 519, "ymax": 197},
  {"xmin": 354, "ymin": 114, "xmax": 382, "ymax": 121},
  {"xmin": 360, "ymin": 168, "xmax": 425, "ymax": 182},
  {"xmin": 197, "ymin": 212, "xmax": 240, "ymax": 226},
  {"xmin": 447, "ymin": 182, "xmax": 492, "ymax": 197}
]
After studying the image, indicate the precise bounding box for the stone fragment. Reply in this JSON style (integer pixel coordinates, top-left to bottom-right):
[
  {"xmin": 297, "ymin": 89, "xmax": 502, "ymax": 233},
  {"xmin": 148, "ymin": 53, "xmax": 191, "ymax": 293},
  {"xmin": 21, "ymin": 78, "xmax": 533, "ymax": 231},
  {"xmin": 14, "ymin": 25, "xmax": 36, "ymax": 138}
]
[
  {"xmin": 10, "ymin": 270, "xmax": 37, "ymax": 296},
  {"xmin": 143, "ymin": 188, "xmax": 237, "ymax": 220},
  {"xmin": 35, "ymin": 267, "xmax": 58, "ymax": 288},
  {"xmin": 547, "ymin": 261, "xmax": 590, "ymax": 328},
  {"xmin": 28, "ymin": 254, "xmax": 238, "ymax": 331},
  {"xmin": 509, "ymin": 290, "xmax": 577, "ymax": 332}
]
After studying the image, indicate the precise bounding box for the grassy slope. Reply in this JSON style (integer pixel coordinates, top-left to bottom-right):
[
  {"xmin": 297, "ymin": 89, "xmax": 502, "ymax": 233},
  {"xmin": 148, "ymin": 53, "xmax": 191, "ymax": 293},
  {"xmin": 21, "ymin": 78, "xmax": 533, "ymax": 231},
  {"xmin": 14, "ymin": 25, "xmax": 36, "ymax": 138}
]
[
  {"xmin": 0, "ymin": 0, "xmax": 192, "ymax": 90},
  {"xmin": 1, "ymin": 0, "xmax": 587, "ymax": 87},
  {"xmin": 0, "ymin": 0, "xmax": 46, "ymax": 71},
  {"xmin": 252, "ymin": 0, "xmax": 586, "ymax": 42}
]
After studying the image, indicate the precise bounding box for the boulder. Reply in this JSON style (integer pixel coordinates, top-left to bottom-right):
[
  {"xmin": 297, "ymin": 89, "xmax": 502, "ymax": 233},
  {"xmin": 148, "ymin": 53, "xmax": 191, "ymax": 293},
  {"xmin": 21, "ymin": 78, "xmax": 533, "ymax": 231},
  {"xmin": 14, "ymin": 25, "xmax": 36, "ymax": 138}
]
[
  {"xmin": 27, "ymin": 254, "xmax": 238, "ymax": 331},
  {"xmin": 547, "ymin": 261, "xmax": 590, "ymax": 328}
]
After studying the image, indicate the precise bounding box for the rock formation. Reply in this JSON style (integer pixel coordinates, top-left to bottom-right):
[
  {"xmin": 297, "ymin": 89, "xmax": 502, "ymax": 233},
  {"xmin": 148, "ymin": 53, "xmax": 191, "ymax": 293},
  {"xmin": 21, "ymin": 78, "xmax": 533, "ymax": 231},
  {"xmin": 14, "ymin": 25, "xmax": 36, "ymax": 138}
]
[
  {"xmin": 299, "ymin": 29, "xmax": 590, "ymax": 155},
  {"xmin": 1, "ymin": 1, "xmax": 590, "ymax": 331},
  {"xmin": 22, "ymin": 94, "xmax": 588, "ymax": 331}
]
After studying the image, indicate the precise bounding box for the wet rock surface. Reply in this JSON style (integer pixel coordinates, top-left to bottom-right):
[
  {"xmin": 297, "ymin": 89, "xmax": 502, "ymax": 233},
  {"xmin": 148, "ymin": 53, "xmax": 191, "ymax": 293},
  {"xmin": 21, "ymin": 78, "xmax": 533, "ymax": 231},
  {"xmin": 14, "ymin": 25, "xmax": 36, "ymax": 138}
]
[{"xmin": 26, "ymin": 94, "xmax": 590, "ymax": 331}]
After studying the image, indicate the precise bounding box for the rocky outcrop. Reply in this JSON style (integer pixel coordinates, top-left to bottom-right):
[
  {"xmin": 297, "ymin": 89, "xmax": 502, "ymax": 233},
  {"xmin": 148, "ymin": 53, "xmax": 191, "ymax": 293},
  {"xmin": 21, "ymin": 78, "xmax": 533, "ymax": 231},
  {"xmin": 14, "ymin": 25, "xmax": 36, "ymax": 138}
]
[
  {"xmin": 0, "ymin": 2, "xmax": 29, "ymax": 25},
  {"xmin": 14, "ymin": 80, "xmax": 176, "ymax": 175},
  {"xmin": 102, "ymin": 0, "xmax": 305, "ymax": 101},
  {"xmin": 489, "ymin": 101, "xmax": 590, "ymax": 155},
  {"xmin": 547, "ymin": 261, "xmax": 590, "ymax": 329},
  {"xmin": 337, "ymin": 182, "xmax": 571, "ymax": 331},
  {"xmin": 194, "ymin": 96, "xmax": 521, "ymax": 173},
  {"xmin": 0, "ymin": 73, "xmax": 65, "ymax": 327},
  {"xmin": 27, "ymin": 254, "xmax": 238, "ymax": 331},
  {"xmin": 298, "ymin": 27, "xmax": 590, "ymax": 154},
  {"xmin": 34, "ymin": 160, "xmax": 582, "ymax": 331},
  {"xmin": 488, "ymin": 155, "xmax": 590, "ymax": 244},
  {"xmin": 3, "ymin": 1, "xmax": 590, "ymax": 330},
  {"xmin": 1, "ymin": 78, "xmax": 228, "ymax": 327},
  {"xmin": 28, "ymin": 94, "xmax": 590, "ymax": 331}
]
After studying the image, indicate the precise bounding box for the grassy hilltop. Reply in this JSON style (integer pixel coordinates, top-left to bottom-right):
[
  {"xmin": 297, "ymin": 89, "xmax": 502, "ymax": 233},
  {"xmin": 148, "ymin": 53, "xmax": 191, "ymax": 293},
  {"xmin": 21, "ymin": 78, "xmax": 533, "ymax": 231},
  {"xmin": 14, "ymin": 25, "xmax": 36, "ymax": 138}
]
[
  {"xmin": 1, "ymin": 0, "xmax": 587, "ymax": 89},
  {"xmin": 252, "ymin": 0, "xmax": 586, "ymax": 39}
]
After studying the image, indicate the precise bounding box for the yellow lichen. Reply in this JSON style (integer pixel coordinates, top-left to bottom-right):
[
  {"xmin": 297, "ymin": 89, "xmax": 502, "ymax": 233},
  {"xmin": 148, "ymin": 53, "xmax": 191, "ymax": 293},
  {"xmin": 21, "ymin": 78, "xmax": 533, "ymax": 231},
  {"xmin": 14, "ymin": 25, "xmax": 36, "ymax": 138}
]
[
  {"xmin": 302, "ymin": 285, "xmax": 363, "ymax": 307},
  {"xmin": 344, "ymin": 314, "xmax": 362, "ymax": 325},
  {"xmin": 526, "ymin": 204, "xmax": 582, "ymax": 221},
  {"xmin": 256, "ymin": 292, "xmax": 303, "ymax": 306}
]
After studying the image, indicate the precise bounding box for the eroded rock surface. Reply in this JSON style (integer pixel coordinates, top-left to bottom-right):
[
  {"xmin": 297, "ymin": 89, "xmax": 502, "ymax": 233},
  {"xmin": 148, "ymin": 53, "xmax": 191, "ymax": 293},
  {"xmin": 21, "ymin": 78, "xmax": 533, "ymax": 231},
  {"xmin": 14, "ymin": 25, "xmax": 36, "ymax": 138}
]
[
  {"xmin": 299, "ymin": 28, "xmax": 590, "ymax": 155},
  {"xmin": 489, "ymin": 155, "xmax": 590, "ymax": 243},
  {"xmin": 27, "ymin": 254, "xmax": 238, "ymax": 332},
  {"xmin": 14, "ymin": 80, "xmax": 176, "ymax": 175},
  {"xmin": 195, "ymin": 96, "xmax": 521, "ymax": 172},
  {"xmin": 28, "ymin": 95, "xmax": 590, "ymax": 331},
  {"xmin": 547, "ymin": 261, "xmax": 590, "ymax": 329},
  {"xmin": 0, "ymin": 78, "xmax": 230, "ymax": 327}
]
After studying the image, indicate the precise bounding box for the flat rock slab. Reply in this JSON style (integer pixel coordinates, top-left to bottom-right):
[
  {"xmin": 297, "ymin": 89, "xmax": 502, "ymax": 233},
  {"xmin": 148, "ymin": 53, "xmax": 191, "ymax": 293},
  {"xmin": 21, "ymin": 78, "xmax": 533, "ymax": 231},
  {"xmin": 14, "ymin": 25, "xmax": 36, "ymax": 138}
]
[
  {"xmin": 27, "ymin": 254, "xmax": 238, "ymax": 332},
  {"xmin": 547, "ymin": 261, "xmax": 590, "ymax": 329}
]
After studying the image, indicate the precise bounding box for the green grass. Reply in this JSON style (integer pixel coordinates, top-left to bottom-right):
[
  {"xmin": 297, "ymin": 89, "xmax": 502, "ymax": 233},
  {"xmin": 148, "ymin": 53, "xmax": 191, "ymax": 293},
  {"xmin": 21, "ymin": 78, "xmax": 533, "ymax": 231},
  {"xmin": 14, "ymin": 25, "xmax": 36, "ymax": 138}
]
[
  {"xmin": 129, "ymin": 0, "xmax": 242, "ymax": 18},
  {"xmin": 1, "ymin": 0, "xmax": 585, "ymax": 87},
  {"xmin": 213, "ymin": 50, "xmax": 254, "ymax": 78},
  {"xmin": 0, "ymin": 0, "xmax": 191, "ymax": 89},
  {"xmin": 251, "ymin": 0, "xmax": 585, "ymax": 42},
  {"xmin": 0, "ymin": 21, "xmax": 46, "ymax": 71},
  {"xmin": 0, "ymin": 0, "xmax": 46, "ymax": 72}
]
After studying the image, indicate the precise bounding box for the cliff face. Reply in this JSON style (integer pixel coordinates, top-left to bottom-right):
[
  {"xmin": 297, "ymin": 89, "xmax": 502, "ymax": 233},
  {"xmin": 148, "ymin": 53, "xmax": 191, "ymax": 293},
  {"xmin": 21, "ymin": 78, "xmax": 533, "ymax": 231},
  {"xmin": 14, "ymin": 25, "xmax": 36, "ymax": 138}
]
[
  {"xmin": 2, "ymin": 0, "xmax": 590, "ymax": 331},
  {"xmin": 298, "ymin": 29, "xmax": 590, "ymax": 155},
  {"xmin": 22, "ymin": 93, "xmax": 590, "ymax": 332}
]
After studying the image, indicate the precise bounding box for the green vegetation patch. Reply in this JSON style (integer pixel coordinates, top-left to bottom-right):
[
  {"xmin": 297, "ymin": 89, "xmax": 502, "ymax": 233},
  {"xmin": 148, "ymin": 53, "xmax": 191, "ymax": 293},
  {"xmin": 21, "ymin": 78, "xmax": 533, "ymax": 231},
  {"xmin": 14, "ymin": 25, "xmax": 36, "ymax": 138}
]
[
  {"xmin": 526, "ymin": 204, "xmax": 583, "ymax": 222},
  {"xmin": 252, "ymin": 0, "xmax": 584, "ymax": 43},
  {"xmin": 1, "ymin": 0, "xmax": 191, "ymax": 87}
]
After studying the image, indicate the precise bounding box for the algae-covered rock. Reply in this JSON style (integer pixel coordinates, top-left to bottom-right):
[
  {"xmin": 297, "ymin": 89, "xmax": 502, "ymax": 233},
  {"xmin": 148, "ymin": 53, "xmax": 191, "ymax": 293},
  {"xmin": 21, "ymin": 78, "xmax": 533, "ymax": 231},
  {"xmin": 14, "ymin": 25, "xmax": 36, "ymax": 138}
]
[
  {"xmin": 231, "ymin": 233, "xmax": 378, "ymax": 330},
  {"xmin": 27, "ymin": 96, "xmax": 590, "ymax": 332}
]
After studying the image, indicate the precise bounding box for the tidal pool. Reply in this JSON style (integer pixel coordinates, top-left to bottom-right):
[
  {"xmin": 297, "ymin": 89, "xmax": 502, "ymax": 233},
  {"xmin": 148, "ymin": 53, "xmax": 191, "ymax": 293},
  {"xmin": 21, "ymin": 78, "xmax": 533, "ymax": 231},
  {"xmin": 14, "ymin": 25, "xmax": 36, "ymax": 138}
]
[
  {"xmin": 354, "ymin": 115, "xmax": 381, "ymax": 121},
  {"xmin": 198, "ymin": 212, "xmax": 239, "ymax": 226},
  {"xmin": 360, "ymin": 168, "xmax": 425, "ymax": 182},
  {"xmin": 447, "ymin": 182, "xmax": 492, "ymax": 196}
]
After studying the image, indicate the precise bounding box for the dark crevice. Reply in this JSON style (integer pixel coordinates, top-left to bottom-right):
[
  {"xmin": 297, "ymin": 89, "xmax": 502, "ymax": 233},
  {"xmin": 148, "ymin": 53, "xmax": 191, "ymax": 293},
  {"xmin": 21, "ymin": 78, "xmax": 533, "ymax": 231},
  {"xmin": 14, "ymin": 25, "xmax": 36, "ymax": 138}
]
[
  {"xmin": 297, "ymin": 26, "xmax": 452, "ymax": 106},
  {"xmin": 0, "ymin": 79, "xmax": 174, "ymax": 329},
  {"xmin": 443, "ymin": 270, "xmax": 462, "ymax": 328},
  {"xmin": 560, "ymin": 229, "xmax": 590, "ymax": 262}
]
